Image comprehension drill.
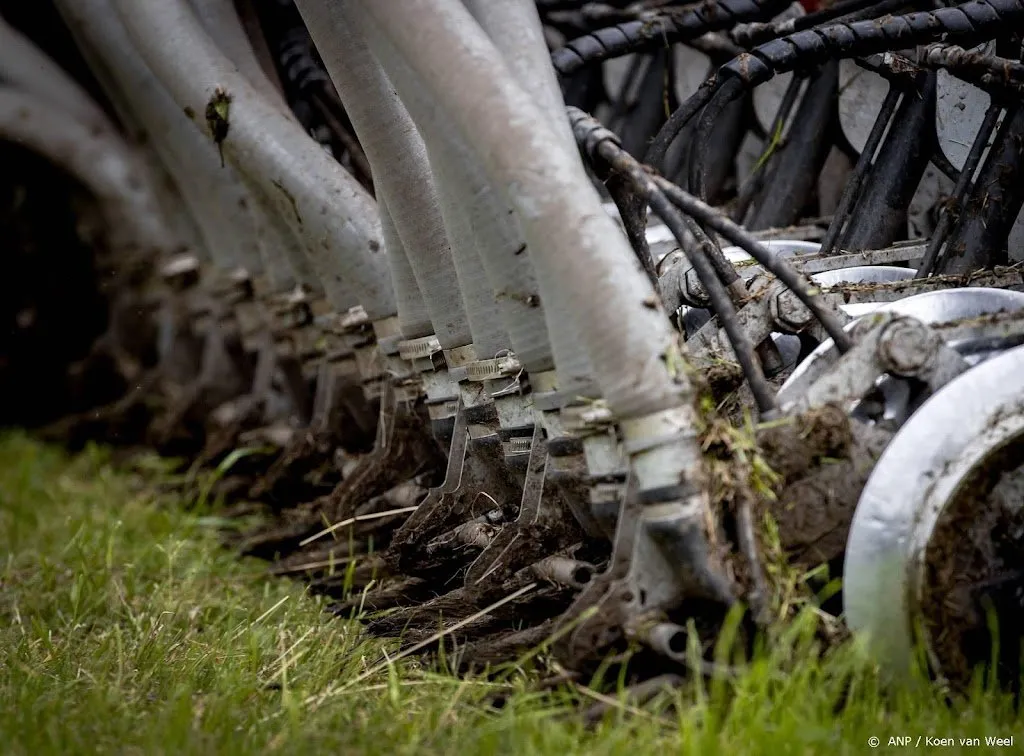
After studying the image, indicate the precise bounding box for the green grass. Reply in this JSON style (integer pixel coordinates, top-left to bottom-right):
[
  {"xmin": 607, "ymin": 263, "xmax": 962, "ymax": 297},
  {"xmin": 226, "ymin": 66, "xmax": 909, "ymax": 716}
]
[{"xmin": 0, "ymin": 432, "xmax": 1020, "ymax": 755}]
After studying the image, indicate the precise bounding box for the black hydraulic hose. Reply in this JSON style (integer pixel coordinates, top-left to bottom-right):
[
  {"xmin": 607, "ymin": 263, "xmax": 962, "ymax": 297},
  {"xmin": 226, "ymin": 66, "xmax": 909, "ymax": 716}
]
[
  {"xmin": 567, "ymin": 108, "xmax": 778, "ymax": 414},
  {"xmin": 645, "ymin": 76, "xmax": 717, "ymax": 172},
  {"xmin": 929, "ymin": 147, "xmax": 962, "ymax": 185},
  {"xmin": 688, "ymin": 78, "xmax": 745, "ymax": 199},
  {"xmin": 696, "ymin": 88, "xmax": 747, "ymax": 204},
  {"xmin": 250, "ymin": 1, "xmax": 375, "ymax": 190},
  {"xmin": 607, "ymin": 51, "xmax": 648, "ymax": 132},
  {"xmin": 607, "ymin": 175, "xmax": 657, "ymax": 287},
  {"xmin": 635, "ymin": 148, "xmax": 852, "ymax": 351},
  {"xmin": 818, "ymin": 85, "xmax": 902, "ymax": 256},
  {"xmin": 252, "ymin": 5, "xmax": 327, "ymax": 109},
  {"xmin": 688, "ymin": 30, "xmax": 746, "ymax": 59},
  {"xmin": 916, "ymin": 101, "xmax": 1003, "ymax": 277},
  {"xmin": 732, "ymin": 0, "xmax": 917, "ymax": 46},
  {"xmin": 718, "ymin": 0, "xmax": 1024, "ymax": 88},
  {"xmin": 550, "ymin": 0, "xmax": 791, "ymax": 76},
  {"xmin": 680, "ymin": 218, "xmax": 778, "ymax": 414},
  {"xmin": 619, "ymin": 49, "xmax": 674, "ymax": 159},
  {"xmin": 635, "ymin": 78, "xmax": 718, "ymax": 277},
  {"xmin": 648, "ymin": 0, "xmax": 1024, "ymax": 175},
  {"xmin": 276, "ymin": 26, "xmax": 328, "ymax": 95},
  {"xmin": 560, "ymin": 61, "xmax": 608, "ymax": 113},
  {"xmin": 650, "ymin": 175, "xmax": 852, "ymax": 351},
  {"xmin": 923, "ymin": 43, "xmax": 1024, "ymax": 89}
]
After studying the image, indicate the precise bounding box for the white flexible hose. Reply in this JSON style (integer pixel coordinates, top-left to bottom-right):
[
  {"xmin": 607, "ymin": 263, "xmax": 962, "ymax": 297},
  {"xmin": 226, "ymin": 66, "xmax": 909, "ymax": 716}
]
[
  {"xmin": 461, "ymin": 0, "xmax": 598, "ymax": 391},
  {"xmin": 293, "ymin": 0, "xmax": 472, "ymax": 347},
  {"xmin": 0, "ymin": 16, "xmax": 111, "ymax": 130},
  {"xmin": 380, "ymin": 197, "xmax": 433, "ymax": 338},
  {"xmin": 463, "ymin": 0, "xmax": 578, "ymax": 156},
  {"xmin": 113, "ymin": 0, "xmax": 395, "ymax": 318},
  {"xmin": 357, "ymin": 13, "xmax": 574, "ymax": 381},
  {"xmin": 188, "ymin": 0, "xmax": 324, "ymax": 291},
  {"xmin": 357, "ymin": 0, "xmax": 689, "ymax": 422},
  {"xmin": 188, "ymin": 0, "xmax": 290, "ymax": 109},
  {"xmin": 0, "ymin": 87, "xmax": 175, "ymax": 261},
  {"xmin": 54, "ymin": 0, "xmax": 280, "ymax": 279},
  {"xmin": 1, "ymin": 13, "xmax": 202, "ymax": 262}
]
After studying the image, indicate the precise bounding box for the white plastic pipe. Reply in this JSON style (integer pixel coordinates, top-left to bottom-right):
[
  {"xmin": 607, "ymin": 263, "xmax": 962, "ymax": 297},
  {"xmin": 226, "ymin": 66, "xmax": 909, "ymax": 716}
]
[
  {"xmin": 1, "ymin": 13, "xmax": 204, "ymax": 260},
  {"xmin": 357, "ymin": 0, "xmax": 689, "ymax": 423},
  {"xmin": 358, "ymin": 15, "xmax": 580, "ymax": 384},
  {"xmin": 72, "ymin": 47, "xmax": 207, "ymax": 260},
  {"xmin": 380, "ymin": 197, "xmax": 433, "ymax": 338},
  {"xmin": 187, "ymin": 0, "xmax": 327, "ymax": 290},
  {"xmin": 188, "ymin": 0, "xmax": 289, "ymax": 109},
  {"xmin": 0, "ymin": 86, "xmax": 175, "ymax": 260},
  {"xmin": 56, "ymin": 0, "xmax": 272, "ymax": 277},
  {"xmin": 429, "ymin": 148, "xmax": 511, "ymax": 359},
  {"xmin": 113, "ymin": 0, "xmax": 395, "ymax": 319},
  {"xmin": 248, "ymin": 183, "xmax": 314, "ymax": 291},
  {"xmin": 462, "ymin": 0, "xmax": 598, "ymax": 391},
  {"xmin": 463, "ymin": 0, "xmax": 578, "ymax": 157},
  {"xmin": 293, "ymin": 0, "xmax": 472, "ymax": 348}
]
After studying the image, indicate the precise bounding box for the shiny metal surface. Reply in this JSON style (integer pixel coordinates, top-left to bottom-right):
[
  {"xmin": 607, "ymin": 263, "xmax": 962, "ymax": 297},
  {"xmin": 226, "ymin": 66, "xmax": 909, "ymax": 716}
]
[
  {"xmin": 681, "ymin": 240, "xmax": 821, "ymax": 341},
  {"xmin": 779, "ymin": 288, "xmax": 1024, "ymax": 405},
  {"xmin": 873, "ymin": 287, "xmax": 1024, "ymax": 324},
  {"xmin": 811, "ymin": 265, "xmax": 917, "ymax": 287},
  {"xmin": 844, "ymin": 344, "xmax": 1024, "ymax": 675},
  {"xmin": 721, "ymin": 239, "xmax": 820, "ymax": 265},
  {"xmin": 771, "ymin": 266, "xmax": 917, "ymax": 370},
  {"xmin": 813, "ymin": 266, "xmax": 918, "ymax": 318}
]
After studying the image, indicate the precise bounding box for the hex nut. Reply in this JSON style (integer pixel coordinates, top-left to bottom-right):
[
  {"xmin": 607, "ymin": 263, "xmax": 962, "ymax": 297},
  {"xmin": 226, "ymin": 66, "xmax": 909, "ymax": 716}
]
[
  {"xmin": 877, "ymin": 318, "xmax": 936, "ymax": 377},
  {"xmin": 770, "ymin": 288, "xmax": 813, "ymax": 331}
]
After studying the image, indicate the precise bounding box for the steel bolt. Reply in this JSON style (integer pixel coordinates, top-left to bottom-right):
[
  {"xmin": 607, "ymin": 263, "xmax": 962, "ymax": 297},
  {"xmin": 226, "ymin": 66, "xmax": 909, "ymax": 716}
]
[
  {"xmin": 877, "ymin": 318, "xmax": 936, "ymax": 377},
  {"xmin": 771, "ymin": 288, "xmax": 813, "ymax": 331}
]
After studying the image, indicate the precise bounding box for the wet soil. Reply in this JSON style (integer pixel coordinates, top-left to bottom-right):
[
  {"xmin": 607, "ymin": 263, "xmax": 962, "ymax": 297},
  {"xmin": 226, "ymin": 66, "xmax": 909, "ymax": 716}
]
[{"xmin": 921, "ymin": 436, "xmax": 1024, "ymax": 688}]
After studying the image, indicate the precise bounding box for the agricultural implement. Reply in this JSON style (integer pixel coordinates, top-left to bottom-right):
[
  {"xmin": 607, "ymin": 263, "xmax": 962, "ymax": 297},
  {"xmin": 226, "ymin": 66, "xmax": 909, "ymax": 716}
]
[{"xmin": 2, "ymin": 0, "xmax": 1024, "ymax": 694}]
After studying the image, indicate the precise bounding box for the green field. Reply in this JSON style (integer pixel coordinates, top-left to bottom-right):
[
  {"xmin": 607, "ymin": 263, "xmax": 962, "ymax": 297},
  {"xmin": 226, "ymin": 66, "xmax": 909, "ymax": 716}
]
[{"xmin": 0, "ymin": 433, "xmax": 1019, "ymax": 755}]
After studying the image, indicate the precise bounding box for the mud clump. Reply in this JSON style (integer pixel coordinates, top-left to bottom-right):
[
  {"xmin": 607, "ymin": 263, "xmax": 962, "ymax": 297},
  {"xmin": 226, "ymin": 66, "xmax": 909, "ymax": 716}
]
[
  {"xmin": 704, "ymin": 404, "xmax": 890, "ymax": 571},
  {"xmin": 921, "ymin": 437, "xmax": 1024, "ymax": 688},
  {"xmin": 704, "ymin": 360, "xmax": 746, "ymax": 401},
  {"xmin": 754, "ymin": 406, "xmax": 889, "ymax": 565},
  {"xmin": 757, "ymin": 404, "xmax": 852, "ymax": 478}
]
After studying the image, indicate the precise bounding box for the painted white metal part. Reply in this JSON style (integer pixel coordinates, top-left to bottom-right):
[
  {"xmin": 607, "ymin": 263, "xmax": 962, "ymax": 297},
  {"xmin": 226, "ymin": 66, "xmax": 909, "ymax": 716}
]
[
  {"xmin": 778, "ymin": 287, "xmax": 1024, "ymax": 403},
  {"xmin": 721, "ymin": 238, "xmax": 820, "ymax": 265},
  {"xmin": 810, "ymin": 265, "xmax": 917, "ymax": 287},
  {"xmin": 837, "ymin": 60, "xmax": 889, "ymax": 154},
  {"xmin": 935, "ymin": 42, "xmax": 996, "ymax": 171},
  {"xmin": 844, "ymin": 343, "xmax": 1024, "ymax": 676}
]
